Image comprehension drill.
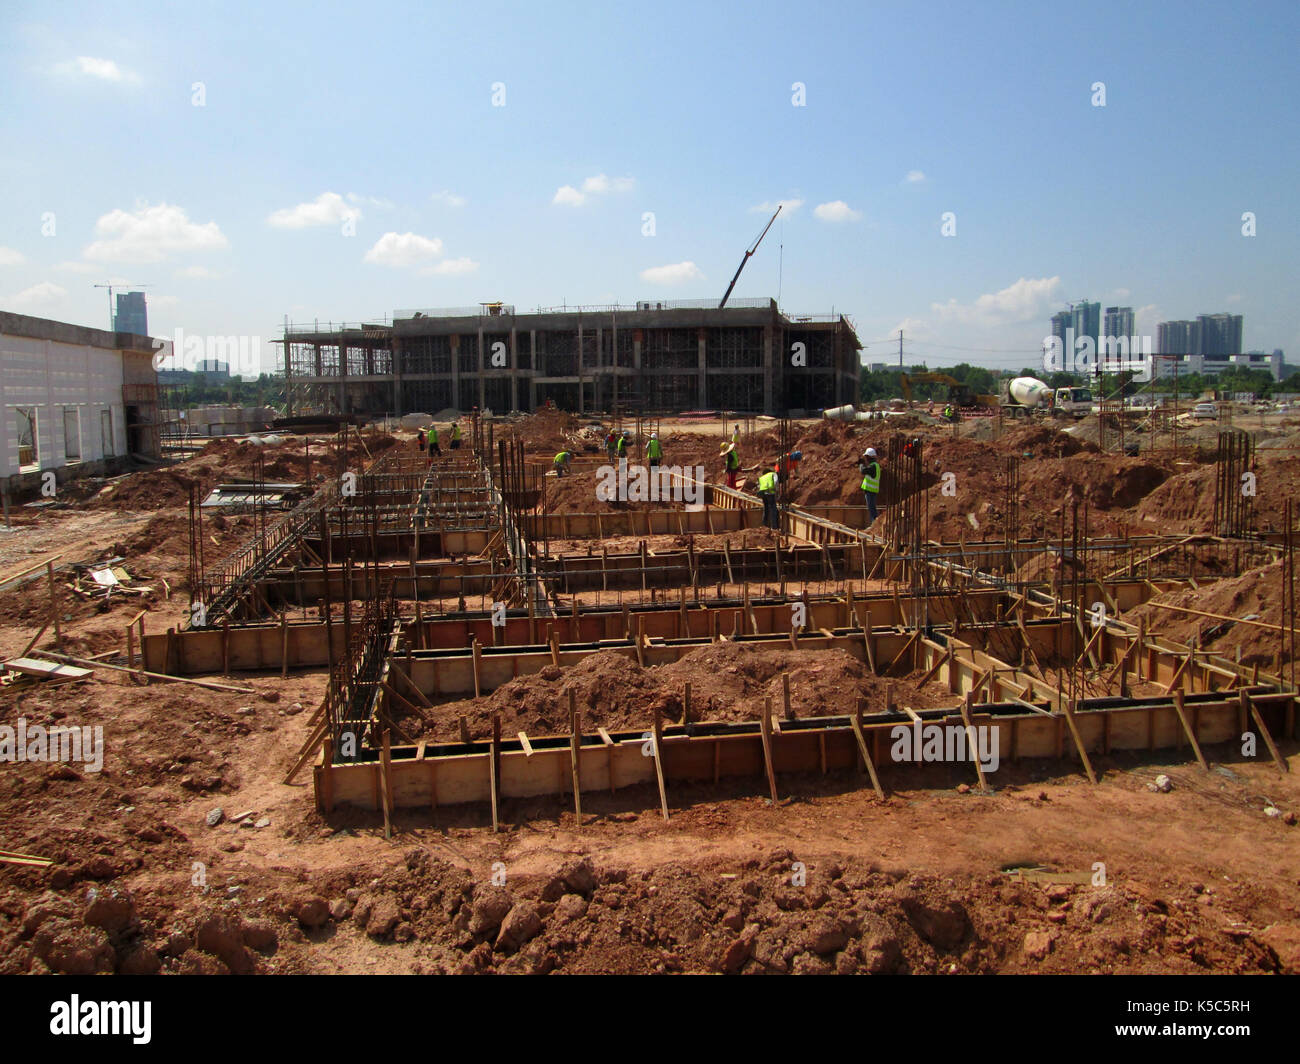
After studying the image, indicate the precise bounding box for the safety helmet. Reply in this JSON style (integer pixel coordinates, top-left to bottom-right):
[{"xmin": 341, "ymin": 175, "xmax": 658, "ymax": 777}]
[
  {"xmin": 865, "ymin": 447, "xmax": 877, "ymax": 458},
  {"xmin": 651, "ymin": 432, "xmax": 658, "ymax": 439}
]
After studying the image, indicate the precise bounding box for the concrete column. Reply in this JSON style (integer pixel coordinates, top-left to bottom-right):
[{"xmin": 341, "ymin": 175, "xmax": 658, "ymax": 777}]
[
  {"xmin": 509, "ymin": 327, "xmax": 519, "ymax": 411},
  {"xmin": 477, "ymin": 327, "xmax": 486, "ymax": 411},
  {"xmin": 450, "ymin": 335, "xmax": 460, "ymax": 409},
  {"xmin": 529, "ymin": 330, "xmax": 537, "ymax": 411},
  {"xmin": 391, "ymin": 337, "xmax": 402, "ymax": 415},
  {"xmin": 763, "ymin": 325, "xmax": 774, "ymax": 415},
  {"xmin": 337, "ymin": 341, "xmax": 347, "ymax": 414},
  {"xmin": 577, "ymin": 322, "xmax": 585, "ymax": 414},
  {"xmin": 697, "ymin": 328, "xmax": 708, "ymax": 409}
]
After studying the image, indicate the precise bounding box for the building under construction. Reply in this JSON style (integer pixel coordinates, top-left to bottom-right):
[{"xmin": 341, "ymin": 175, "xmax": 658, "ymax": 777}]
[{"xmin": 281, "ymin": 298, "xmax": 862, "ymax": 417}]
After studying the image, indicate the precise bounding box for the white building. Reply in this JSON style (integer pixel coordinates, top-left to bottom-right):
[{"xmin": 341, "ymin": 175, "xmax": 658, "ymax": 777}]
[{"xmin": 1, "ymin": 312, "xmax": 160, "ymax": 494}]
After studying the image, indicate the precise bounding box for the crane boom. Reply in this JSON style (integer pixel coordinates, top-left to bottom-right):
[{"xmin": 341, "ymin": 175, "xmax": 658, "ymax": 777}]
[{"xmin": 719, "ymin": 205, "xmax": 781, "ymax": 309}]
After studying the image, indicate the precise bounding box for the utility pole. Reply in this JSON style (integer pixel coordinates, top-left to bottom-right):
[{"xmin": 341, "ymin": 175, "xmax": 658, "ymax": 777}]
[{"xmin": 898, "ymin": 330, "xmax": 903, "ymax": 369}]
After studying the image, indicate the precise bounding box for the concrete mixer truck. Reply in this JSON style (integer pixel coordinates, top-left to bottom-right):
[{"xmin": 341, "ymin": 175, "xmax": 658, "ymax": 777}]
[{"xmin": 999, "ymin": 376, "xmax": 1093, "ymax": 419}]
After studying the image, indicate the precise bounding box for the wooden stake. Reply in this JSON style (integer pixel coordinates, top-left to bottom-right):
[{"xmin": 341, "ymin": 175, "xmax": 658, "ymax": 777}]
[
  {"xmin": 651, "ymin": 705, "xmax": 670, "ymax": 820},
  {"xmin": 569, "ymin": 690, "xmax": 582, "ymax": 828},
  {"xmin": 759, "ymin": 697, "xmax": 780, "ymax": 806}
]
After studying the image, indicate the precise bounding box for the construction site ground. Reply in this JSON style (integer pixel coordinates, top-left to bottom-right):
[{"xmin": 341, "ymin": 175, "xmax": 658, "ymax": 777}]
[{"xmin": 2, "ymin": 411, "xmax": 1298, "ymax": 976}]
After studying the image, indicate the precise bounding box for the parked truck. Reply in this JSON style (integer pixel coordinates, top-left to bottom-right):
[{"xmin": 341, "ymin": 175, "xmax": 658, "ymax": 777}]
[{"xmin": 999, "ymin": 376, "xmax": 1093, "ymax": 419}]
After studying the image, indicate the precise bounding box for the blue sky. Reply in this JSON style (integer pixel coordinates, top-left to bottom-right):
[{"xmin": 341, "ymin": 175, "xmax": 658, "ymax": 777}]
[{"xmin": 2, "ymin": 0, "xmax": 1297, "ymax": 374}]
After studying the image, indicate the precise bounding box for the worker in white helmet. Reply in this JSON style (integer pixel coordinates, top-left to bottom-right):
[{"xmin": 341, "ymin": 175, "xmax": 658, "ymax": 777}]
[
  {"xmin": 858, "ymin": 447, "xmax": 882, "ymax": 522},
  {"xmin": 646, "ymin": 431, "xmax": 663, "ymax": 469}
]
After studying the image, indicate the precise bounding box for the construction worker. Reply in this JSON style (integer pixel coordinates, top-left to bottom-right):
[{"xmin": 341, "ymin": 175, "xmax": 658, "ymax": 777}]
[
  {"xmin": 859, "ymin": 447, "xmax": 881, "ymax": 522},
  {"xmin": 416, "ymin": 428, "xmax": 426, "ymax": 453},
  {"xmin": 942, "ymin": 404, "xmax": 955, "ymax": 422},
  {"xmin": 615, "ymin": 429, "xmax": 629, "ymax": 459},
  {"xmin": 777, "ymin": 449, "xmax": 803, "ymax": 479},
  {"xmin": 450, "ymin": 421, "xmax": 462, "ymax": 450},
  {"xmin": 722, "ymin": 441, "xmax": 740, "ymax": 489},
  {"xmin": 605, "ymin": 428, "xmax": 617, "ymax": 459},
  {"xmin": 428, "ymin": 423, "xmax": 441, "ymax": 455},
  {"xmin": 553, "ymin": 450, "xmax": 573, "ymax": 477},
  {"xmin": 757, "ymin": 465, "xmax": 779, "ymax": 530},
  {"xmin": 731, "ymin": 423, "xmax": 741, "ymax": 446},
  {"xmin": 647, "ymin": 431, "xmax": 663, "ymax": 469}
]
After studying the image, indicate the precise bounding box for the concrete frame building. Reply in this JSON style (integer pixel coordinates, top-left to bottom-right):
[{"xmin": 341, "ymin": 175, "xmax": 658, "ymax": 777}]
[
  {"xmin": 281, "ymin": 299, "xmax": 862, "ymax": 417},
  {"xmin": 0, "ymin": 312, "xmax": 161, "ymax": 494}
]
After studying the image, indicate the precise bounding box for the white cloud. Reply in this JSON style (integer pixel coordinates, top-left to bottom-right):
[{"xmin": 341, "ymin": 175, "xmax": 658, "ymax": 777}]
[
  {"xmin": 84, "ymin": 203, "xmax": 229, "ymax": 264},
  {"xmin": 54, "ymin": 56, "xmax": 140, "ymax": 84},
  {"xmin": 0, "ymin": 246, "xmax": 25, "ymax": 266},
  {"xmin": 54, "ymin": 260, "xmax": 99, "ymax": 274},
  {"xmin": 904, "ymin": 170, "xmax": 926, "ymax": 184},
  {"xmin": 176, "ymin": 265, "xmax": 218, "ymax": 279},
  {"xmin": 5, "ymin": 281, "xmax": 68, "ymax": 310},
  {"xmin": 582, "ymin": 174, "xmax": 634, "ymax": 194},
  {"xmin": 750, "ymin": 198, "xmax": 803, "ymax": 214},
  {"xmin": 149, "ymin": 294, "xmax": 180, "ymax": 309},
  {"xmin": 916, "ymin": 276, "xmax": 1063, "ymax": 331},
  {"xmin": 363, "ymin": 231, "xmax": 444, "ymax": 267},
  {"xmin": 639, "ymin": 261, "xmax": 703, "ymax": 286},
  {"xmin": 553, "ymin": 174, "xmax": 634, "ymax": 207},
  {"xmin": 1225, "ymin": 293, "xmax": 1242, "ymax": 304},
  {"xmin": 813, "ymin": 200, "xmax": 862, "ymax": 222},
  {"xmin": 268, "ymin": 192, "xmax": 360, "ymax": 229},
  {"xmin": 419, "ymin": 257, "xmax": 479, "ymax": 276},
  {"xmin": 345, "ymin": 193, "xmax": 394, "ymax": 209},
  {"xmin": 431, "ymin": 190, "xmax": 467, "ymax": 208}
]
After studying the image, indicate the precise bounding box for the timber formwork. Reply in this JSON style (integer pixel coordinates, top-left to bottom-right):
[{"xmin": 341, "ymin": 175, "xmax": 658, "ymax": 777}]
[{"xmin": 153, "ymin": 428, "xmax": 1295, "ymax": 827}]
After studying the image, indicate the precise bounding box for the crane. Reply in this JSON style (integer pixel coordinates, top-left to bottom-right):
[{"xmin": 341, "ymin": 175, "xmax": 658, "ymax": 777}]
[{"xmin": 719, "ymin": 205, "xmax": 781, "ymax": 310}]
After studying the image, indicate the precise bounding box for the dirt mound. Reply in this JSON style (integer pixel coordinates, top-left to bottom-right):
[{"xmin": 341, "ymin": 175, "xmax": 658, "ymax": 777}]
[
  {"xmin": 416, "ymin": 644, "xmax": 942, "ymax": 741},
  {"xmin": 1126, "ymin": 558, "xmax": 1292, "ymax": 668}
]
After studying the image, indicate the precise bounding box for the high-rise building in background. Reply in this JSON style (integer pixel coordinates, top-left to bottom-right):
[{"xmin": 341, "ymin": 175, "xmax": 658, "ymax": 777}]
[
  {"xmin": 1196, "ymin": 313, "xmax": 1243, "ymax": 355},
  {"xmin": 1156, "ymin": 313, "xmax": 1243, "ymax": 355},
  {"xmin": 113, "ymin": 291, "xmax": 148, "ymax": 336},
  {"xmin": 1071, "ymin": 301, "xmax": 1100, "ymax": 351},
  {"xmin": 1103, "ymin": 306, "xmax": 1135, "ymax": 344},
  {"xmin": 1049, "ymin": 311, "xmax": 1071, "ymax": 362}
]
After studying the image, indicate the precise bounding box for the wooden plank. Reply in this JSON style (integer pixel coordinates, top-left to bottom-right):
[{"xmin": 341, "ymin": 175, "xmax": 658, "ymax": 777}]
[
  {"xmin": 1060, "ymin": 700, "xmax": 1098, "ymax": 784},
  {"xmin": 758, "ymin": 698, "xmax": 780, "ymax": 805},
  {"xmin": 36, "ymin": 652, "xmax": 253, "ymax": 692},
  {"xmin": 380, "ymin": 730, "xmax": 394, "ymax": 840},
  {"xmin": 489, "ymin": 715, "xmax": 501, "ymax": 832},
  {"xmin": 3, "ymin": 657, "xmax": 92, "ymax": 680},
  {"xmin": 569, "ymin": 690, "xmax": 582, "ymax": 827},
  {"xmin": 851, "ymin": 698, "xmax": 885, "ymax": 799},
  {"xmin": 1171, "ymin": 691, "xmax": 1208, "ymax": 770},
  {"xmin": 1247, "ymin": 696, "xmax": 1289, "ymax": 774},
  {"xmin": 518, "ymin": 731, "xmax": 534, "ymax": 757},
  {"xmin": 651, "ymin": 706, "xmax": 670, "ymax": 820}
]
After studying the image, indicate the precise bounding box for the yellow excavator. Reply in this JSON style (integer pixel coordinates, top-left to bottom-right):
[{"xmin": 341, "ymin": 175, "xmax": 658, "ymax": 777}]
[{"xmin": 899, "ymin": 372, "xmax": 998, "ymax": 418}]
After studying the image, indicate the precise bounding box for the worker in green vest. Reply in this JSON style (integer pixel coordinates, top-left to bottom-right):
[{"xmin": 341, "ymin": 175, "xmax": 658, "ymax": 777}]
[
  {"xmin": 646, "ymin": 432, "xmax": 663, "ymax": 469},
  {"xmin": 757, "ymin": 466, "xmax": 779, "ymax": 529},
  {"xmin": 722, "ymin": 442, "xmax": 740, "ymax": 489},
  {"xmin": 553, "ymin": 450, "xmax": 573, "ymax": 477},
  {"xmin": 859, "ymin": 447, "xmax": 881, "ymax": 522},
  {"xmin": 428, "ymin": 424, "xmax": 440, "ymax": 456},
  {"xmin": 450, "ymin": 421, "xmax": 462, "ymax": 449},
  {"xmin": 615, "ymin": 430, "xmax": 629, "ymax": 459}
]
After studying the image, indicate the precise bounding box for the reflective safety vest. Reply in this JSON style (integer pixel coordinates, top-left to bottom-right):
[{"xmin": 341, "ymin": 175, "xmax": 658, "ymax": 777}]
[
  {"xmin": 429, "ymin": 427, "xmax": 438, "ymax": 443},
  {"xmin": 451, "ymin": 424, "xmax": 461, "ymax": 440},
  {"xmin": 616, "ymin": 436, "xmax": 627, "ymax": 455},
  {"xmin": 554, "ymin": 451, "xmax": 570, "ymax": 465},
  {"xmin": 726, "ymin": 450, "xmax": 740, "ymax": 471},
  {"xmin": 647, "ymin": 438, "xmax": 662, "ymax": 459},
  {"xmin": 860, "ymin": 461, "xmax": 881, "ymax": 494},
  {"xmin": 758, "ymin": 471, "xmax": 777, "ymax": 493}
]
